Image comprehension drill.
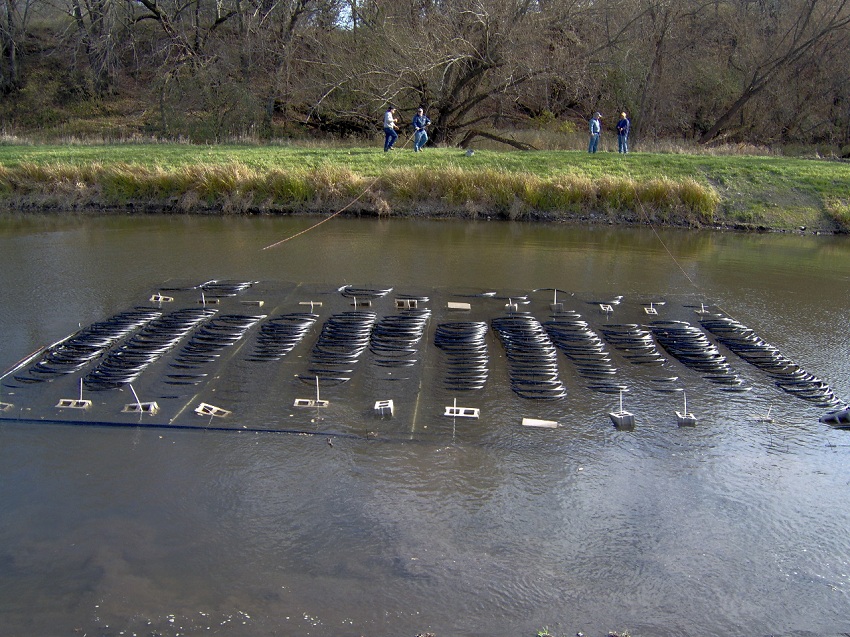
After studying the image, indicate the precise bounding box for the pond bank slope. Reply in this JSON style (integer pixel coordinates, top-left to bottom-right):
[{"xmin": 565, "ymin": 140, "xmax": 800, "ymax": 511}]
[{"xmin": 0, "ymin": 145, "xmax": 847, "ymax": 233}]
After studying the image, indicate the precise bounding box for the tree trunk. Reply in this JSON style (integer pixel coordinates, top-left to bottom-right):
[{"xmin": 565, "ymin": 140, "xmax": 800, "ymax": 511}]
[
  {"xmin": 0, "ymin": 0, "xmax": 24, "ymax": 95},
  {"xmin": 698, "ymin": 84, "xmax": 759, "ymax": 144}
]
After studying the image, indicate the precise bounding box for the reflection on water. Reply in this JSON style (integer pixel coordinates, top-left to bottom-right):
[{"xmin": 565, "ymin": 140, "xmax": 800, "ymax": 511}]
[{"xmin": 1, "ymin": 215, "xmax": 850, "ymax": 637}]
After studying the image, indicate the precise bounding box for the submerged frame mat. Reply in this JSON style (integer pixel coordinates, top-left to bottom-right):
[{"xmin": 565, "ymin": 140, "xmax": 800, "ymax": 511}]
[{"xmin": 1, "ymin": 279, "xmax": 844, "ymax": 436}]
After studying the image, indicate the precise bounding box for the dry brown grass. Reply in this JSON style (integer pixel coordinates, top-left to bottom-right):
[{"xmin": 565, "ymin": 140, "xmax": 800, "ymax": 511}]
[{"xmin": 0, "ymin": 160, "xmax": 722, "ymax": 220}]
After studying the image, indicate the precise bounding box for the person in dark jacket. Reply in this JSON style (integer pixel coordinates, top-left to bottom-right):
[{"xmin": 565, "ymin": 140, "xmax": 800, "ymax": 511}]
[
  {"xmin": 412, "ymin": 108, "xmax": 431, "ymax": 152},
  {"xmin": 617, "ymin": 112, "xmax": 631, "ymax": 154}
]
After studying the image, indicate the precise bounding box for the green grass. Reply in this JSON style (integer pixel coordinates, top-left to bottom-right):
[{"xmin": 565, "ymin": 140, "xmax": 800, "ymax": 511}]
[
  {"xmin": 0, "ymin": 142, "xmax": 847, "ymax": 230},
  {"xmin": 825, "ymin": 197, "xmax": 850, "ymax": 231}
]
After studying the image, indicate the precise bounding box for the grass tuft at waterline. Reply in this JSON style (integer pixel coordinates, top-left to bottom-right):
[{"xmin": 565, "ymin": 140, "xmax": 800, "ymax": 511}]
[{"xmin": 0, "ymin": 144, "xmax": 847, "ymax": 231}]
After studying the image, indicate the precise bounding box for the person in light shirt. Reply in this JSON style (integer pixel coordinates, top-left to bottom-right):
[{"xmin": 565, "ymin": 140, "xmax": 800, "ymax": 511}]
[
  {"xmin": 383, "ymin": 106, "xmax": 399, "ymax": 152},
  {"xmin": 588, "ymin": 112, "xmax": 601, "ymax": 153}
]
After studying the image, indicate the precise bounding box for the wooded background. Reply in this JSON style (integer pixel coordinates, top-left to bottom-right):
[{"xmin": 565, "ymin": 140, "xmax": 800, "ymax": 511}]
[{"xmin": 2, "ymin": 0, "xmax": 849, "ymax": 148}]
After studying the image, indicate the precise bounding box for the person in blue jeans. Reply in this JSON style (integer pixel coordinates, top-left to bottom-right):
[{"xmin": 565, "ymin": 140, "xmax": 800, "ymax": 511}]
[
  {"xmin": 617, "ymin": 112, "xmax": 630, "ymax": 153},
  {"xmin": 412, "ymin": 108, "xmax": 431, "ymax": 152},
  {"xmin": 383, "ymin": 106, "xmax": 398, "ymax": 152},
  {"xmin": 588, "ymin": 112, "xmax": 601, "ymax": 153}
]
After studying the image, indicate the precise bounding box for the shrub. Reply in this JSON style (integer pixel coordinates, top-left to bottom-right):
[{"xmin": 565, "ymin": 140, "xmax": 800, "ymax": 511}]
[
  {"xmin": 598, "ymin": 176, "xmax": 638, "ymax": 211},
  {"xmin": 263, "ymin": 169, "xmax": 317, "ymax": 204},
  {"xmin": 678, "ymin": 177, "xmax": 719, "ymax": 223},
  {"xmin": 825, "ymin": 198, "xmax": 850, "ymax": 232}
]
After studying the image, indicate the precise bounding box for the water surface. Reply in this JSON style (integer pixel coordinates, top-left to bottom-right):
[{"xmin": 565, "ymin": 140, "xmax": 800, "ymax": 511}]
[{"xmin": 1, "ymin": 215, "xmax": 849, "ymax": 637}]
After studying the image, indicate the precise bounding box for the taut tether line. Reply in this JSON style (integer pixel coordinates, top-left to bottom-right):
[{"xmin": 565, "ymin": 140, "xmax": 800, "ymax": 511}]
[
  {"xmin": 261, "ymin": 185, "xmax": 375, "ymax": 251},
  {"xmin": 635, "ymin": 197, "xmax": 739, "ymax": 321},
  {"xmin": 262, "ymin": 118, "xmax": 413, "ymax": 251}
]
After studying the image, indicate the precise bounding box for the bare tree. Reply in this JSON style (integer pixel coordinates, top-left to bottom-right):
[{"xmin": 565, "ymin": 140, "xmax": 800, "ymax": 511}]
[
  {"xmin": 129, "ymin": 0, "xmax": 240, "ymax": 63},
  {"xmin": 316, "ymin": 0, "xmax": 591, "ymax": 146},
  {"xmin": 66, "ymin": 0, "xmax": 122, "ymax": 95},
  {"xmin": 0, "ymin": 0, "xmax": 34, "ymax": 94},
  {"xmin": 4, "ymin": 0, "xmax": 850, "ymax": 147},
  {"xmin": 240, "ymin": 0, "xmax": 329, "ymax": 133},
  {"xmin": 698, "ymin": 0, "xmax": 850, "ymax": 143}
]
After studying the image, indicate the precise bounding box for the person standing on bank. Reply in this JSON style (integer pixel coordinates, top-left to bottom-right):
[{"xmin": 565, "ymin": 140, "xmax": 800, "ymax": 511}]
[
  {"xmin": 617, "ymin": 111, "xmax": 630, "ymax": 154},
  {"xmin": 412, "ymin": 108, "xmax": 431, "ymax": 152},
  {"xmin": 588, "ymin": 112, "xmax": 601, "ymax": 153},
  {"xmin": 383, "ymin": 106, "xmax": 399, "ymax": 152}
]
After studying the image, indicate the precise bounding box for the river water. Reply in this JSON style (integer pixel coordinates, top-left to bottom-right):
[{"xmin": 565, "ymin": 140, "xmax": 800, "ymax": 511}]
[{"xmin": 1, "ymin": 215, "xmax": 849, "ymax": 637}]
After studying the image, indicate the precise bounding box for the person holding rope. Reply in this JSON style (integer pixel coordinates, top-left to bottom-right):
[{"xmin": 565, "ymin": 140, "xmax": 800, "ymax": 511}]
[
  {"xmin": 383, "ymin": 105, "xmax": 399, "ymax": 152},
  {"xmin": 412, "ymin": 107, "xmax": 431, "ymax": 152}
]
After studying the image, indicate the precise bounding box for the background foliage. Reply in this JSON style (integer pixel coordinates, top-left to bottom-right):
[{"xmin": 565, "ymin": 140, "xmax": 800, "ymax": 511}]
[{"xmin": 1, "ymin": 0, "xmax": 849, "ymax": 150}]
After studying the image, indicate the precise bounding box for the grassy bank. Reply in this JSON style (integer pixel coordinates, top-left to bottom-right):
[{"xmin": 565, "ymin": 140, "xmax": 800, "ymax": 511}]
[{"xmin": 0, "ymin": 143, "xmax": 848, "ymax": 231}]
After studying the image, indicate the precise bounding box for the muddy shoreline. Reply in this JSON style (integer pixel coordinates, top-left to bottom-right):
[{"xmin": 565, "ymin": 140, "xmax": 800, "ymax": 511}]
[{"xmin": 0, "ymin": 197, "xmax": 836, "ymax": 235}]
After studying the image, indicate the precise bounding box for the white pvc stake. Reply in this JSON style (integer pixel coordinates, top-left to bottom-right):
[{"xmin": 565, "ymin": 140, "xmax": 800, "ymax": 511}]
[
  {"xmin": 315, "ymin": 376, "xmax": 323, "ymax": 421},
  {"xmin": 452, "ymin": 398, "xmax": 457, "ymax": 440},
  {"xmin": 129, "ymin": 383, "xmax": 142, "ymax": 409}
]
